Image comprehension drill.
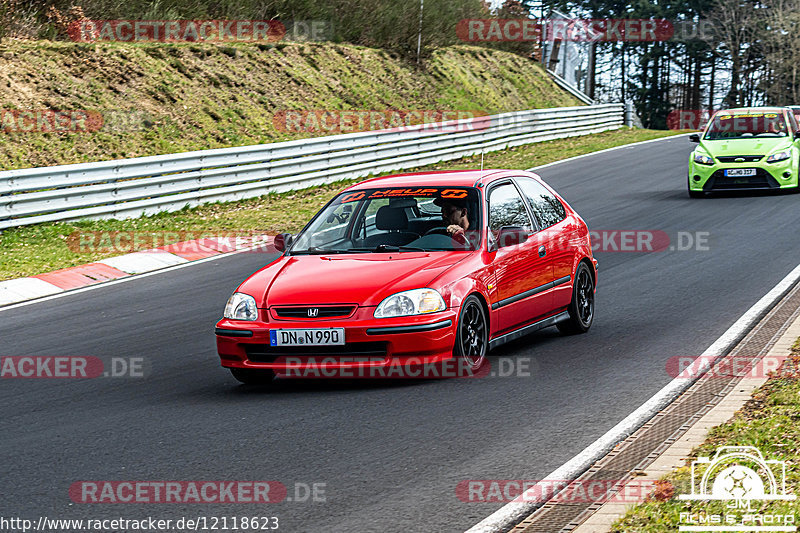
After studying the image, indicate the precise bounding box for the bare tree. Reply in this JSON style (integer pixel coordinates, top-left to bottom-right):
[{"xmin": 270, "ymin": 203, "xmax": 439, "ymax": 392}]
[
  {"xmin": 704, "ymin": 0, "xmax": 761, "ymax": 107},
  {"xmin": 759, "ymin": 0, "xmax": 800, "ymax": 105}
]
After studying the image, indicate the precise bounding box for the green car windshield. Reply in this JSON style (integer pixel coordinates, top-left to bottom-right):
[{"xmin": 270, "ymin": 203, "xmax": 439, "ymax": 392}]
[{"xmin": 704, "ymin": 112, "xmax": 789, "ymax": 140}]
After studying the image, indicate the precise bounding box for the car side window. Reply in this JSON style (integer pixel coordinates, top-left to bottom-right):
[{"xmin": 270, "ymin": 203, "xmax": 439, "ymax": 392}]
[
  {"xmin": 363, "ymin": 198, "xmax": 390, "ymax": 237},
  {"xmin": 515, "ymin": 178, "xmax": 566, "ymax": 229},
  {"xmin": 789, "ymin": 112, "xmax": 800, "ymax": 135},
  {"xmin": 488, "ymin": 183, "xmax": 533, "ymax": 235},
  {"xmin": 311, "ymin": 203, "xmax": 353, "ymax": 245}
]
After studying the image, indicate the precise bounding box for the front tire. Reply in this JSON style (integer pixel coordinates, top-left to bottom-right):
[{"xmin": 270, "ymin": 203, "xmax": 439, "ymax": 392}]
[
  {"xmin": 557, "ymin": 262, "xmax": 595, "ymax": 335},
  {"xmin": 454, "ymin": 295, "xmax": 488, "ymax": 371},
  {"xmin": 230, "ymin": 367, "xmax": 275, "ymax": 385}
]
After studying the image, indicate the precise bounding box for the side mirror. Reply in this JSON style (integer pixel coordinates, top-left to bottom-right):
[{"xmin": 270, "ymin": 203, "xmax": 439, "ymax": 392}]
[
  {"xmin": 794, "ymin": 131, "xmax": 800, "ymax": 140},
  {"xmin": 689, "ymin": 133, "xmax": 700, "ymax": 143},
  {"xmin": 273, "ymin": 233, "xmax": 292, "ymax": 252},
  {"xmin": 497, "ymin": 226, "xmax": 528, "ymax": 248}
]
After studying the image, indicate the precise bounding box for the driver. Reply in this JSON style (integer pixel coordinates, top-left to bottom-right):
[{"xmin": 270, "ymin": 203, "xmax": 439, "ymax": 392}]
[
  {"xmin": 433, "ymin": 197, "xmax": 476, "ymax": 247},
  {"xmin": 766, "ymin": 117, "xmax": 785, "ymax": 135}
]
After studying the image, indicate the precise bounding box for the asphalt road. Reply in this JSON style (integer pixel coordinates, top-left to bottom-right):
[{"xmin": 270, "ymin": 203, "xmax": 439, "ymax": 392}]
[{"xmin": 3, "ymin": 135, "xmax": 800, "ymax": 532}]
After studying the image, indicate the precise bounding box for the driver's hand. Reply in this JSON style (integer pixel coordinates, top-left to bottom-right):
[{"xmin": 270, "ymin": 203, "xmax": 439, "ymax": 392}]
[
  {"xmin": 447, "ymin": 225, "xmax": 468, "ymax": 246},
  {"xmin": 446, "ymin": 224, "xmax": 464, "ymax": 236}
]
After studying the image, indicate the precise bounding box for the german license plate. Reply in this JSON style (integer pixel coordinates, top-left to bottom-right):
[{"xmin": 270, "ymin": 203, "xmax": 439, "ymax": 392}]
[
  {"xmin": 270, "ymin": 328, "xmax": 345, "ymax": 346},
  {"xmin": 724, "ymin": 168, "xmax": 756, "ymax": 177}
]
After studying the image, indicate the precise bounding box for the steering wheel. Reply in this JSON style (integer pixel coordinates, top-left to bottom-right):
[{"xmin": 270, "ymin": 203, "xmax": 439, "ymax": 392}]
[{"xmin": 423, "ymin": 227, "xmax": 450, "ymax": 237}]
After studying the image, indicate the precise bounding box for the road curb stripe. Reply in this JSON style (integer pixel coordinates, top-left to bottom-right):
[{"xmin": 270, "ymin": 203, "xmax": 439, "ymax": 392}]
[
  {"xmin": 0, "ymin": 236, "xmax": 275, "ymax": 309},
  {"xmin": 0, "ymin": 277, "xmax": 64, "ymax": 306},
  {"xmin": 33, "ymin": 263, "xmax": 130, "ymax": 290},
  {"xmin": 98, "ymin": 250, "xmax": 189, "ymax": 275}
]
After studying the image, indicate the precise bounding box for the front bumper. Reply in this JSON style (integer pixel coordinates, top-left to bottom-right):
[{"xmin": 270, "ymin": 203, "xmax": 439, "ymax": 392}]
[
  {"xmin": 215, "ymin": 307, "xmax": 459, "ymax": 372},
  {"xmin": 688, "ymin": 158, "xmax": 797, "ymax": 191}
]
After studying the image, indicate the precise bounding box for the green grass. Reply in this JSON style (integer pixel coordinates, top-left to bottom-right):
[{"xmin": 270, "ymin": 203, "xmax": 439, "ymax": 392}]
[
  {"xmin": 0, "ymin": 41, "xmax": 581, "ymax": 170},
  {"xmin": 611, "ymin": 348, "xmax": 800, "ymax": 532},
  {"xmin": 0, "ymin": 127, "xmax": 682, "ymax": 281}
]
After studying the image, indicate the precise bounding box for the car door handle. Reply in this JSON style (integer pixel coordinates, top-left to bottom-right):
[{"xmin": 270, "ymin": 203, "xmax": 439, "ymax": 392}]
[{"xmin": 538, "ymin": 245, "xmax": 547, "ymax": 257}]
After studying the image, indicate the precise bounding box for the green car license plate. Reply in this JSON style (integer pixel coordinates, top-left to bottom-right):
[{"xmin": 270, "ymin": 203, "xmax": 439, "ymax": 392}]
[{"xmin": 724, "ymin": 168, "xmax": 757, "ymax": 177}]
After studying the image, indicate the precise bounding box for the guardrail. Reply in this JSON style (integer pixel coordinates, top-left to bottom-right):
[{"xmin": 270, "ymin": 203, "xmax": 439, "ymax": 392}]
[{"xmin": 0, "ymin": 103, "xmax": 624, "ymax": 229}]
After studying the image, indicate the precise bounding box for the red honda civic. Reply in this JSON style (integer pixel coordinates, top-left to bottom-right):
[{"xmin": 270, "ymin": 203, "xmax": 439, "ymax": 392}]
[{"xmin": 215, "ymin": 169, "xmax": 597, "ymax": 384}]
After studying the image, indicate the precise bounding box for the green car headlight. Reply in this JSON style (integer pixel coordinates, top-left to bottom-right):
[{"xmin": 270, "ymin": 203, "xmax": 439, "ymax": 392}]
[
  {"xmin": 374, "ymin": 288, "xmax": 446, "ymax": 318},
  {"xmin": 693, "ymin": 153, "xmax": 714, "ymax": 165},
  {"xmin": 224, "ymin": 292, "xmax": 258, "ymax": 321},
  {"xmin": 766, "ymin": 151, "xmax": 791, "ymax": 163}
]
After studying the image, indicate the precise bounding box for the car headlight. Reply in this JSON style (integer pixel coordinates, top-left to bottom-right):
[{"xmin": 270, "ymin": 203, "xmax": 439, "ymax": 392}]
[
  {"xmin": 766, "ymin": 151, "xmax": 791, "ymax": 163},
  {"xmin": 374, "ymin": 288, "xmax": 446, "ymax": 318},
  {"xmin": 224, "ymin": 292, "xmax": 258, "ymax": 321},
  {"xmin": 693, "ymin": 153, "xmax": 714, "ymax": 165}
]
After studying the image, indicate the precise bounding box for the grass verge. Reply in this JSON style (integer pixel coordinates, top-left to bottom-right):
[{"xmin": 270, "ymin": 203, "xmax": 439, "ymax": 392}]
[
  {"xmin": 0, "ymin": 42, "xmax": 581, "ymax": 169},
  {"xmin": 0, "ymin": 127, "xmax": 684, "ymax": 281},
  {"xmin": 611, "ymin": 346, "xmax": 800, "ymax": 532}
]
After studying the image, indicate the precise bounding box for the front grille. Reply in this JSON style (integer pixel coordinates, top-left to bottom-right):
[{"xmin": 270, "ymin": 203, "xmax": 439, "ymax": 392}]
[
  {"xmin": 705, "ymin": 168, "xmax": 779, "ymax": 190},
  {"xmin": 244, "ymin": 342, "xmax": 388, "ymax": 363},
  {"xmin": 716, "ymin": 155, "xmax": 763, "ymax": 163},
  {"xmin": 273, "ymin": 305, "xmax": 356, "ymax": 319}
]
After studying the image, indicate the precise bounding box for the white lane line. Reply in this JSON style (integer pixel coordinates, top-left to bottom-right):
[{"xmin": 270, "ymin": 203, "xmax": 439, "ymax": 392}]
[
  {"xmin": 465, "ymin": 262, "xmax": 800, "ymax": 533},
  {"xmin": 526, "ymin": 133, "xmax": 690, "ymax": 172}
]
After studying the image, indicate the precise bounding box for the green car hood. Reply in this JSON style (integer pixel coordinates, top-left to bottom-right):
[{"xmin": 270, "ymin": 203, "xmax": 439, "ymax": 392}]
[{"xmin": 699, "ymin": 137, "xmax": 793, "ymax": 157}]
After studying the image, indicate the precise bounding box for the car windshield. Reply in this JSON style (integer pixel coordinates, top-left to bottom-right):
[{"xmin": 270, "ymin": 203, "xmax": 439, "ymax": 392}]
[
  {"xmin": 704, "ymin": 112, "xmax": 789, "ymax": 140},
  {"xmin": 288, "ymin": 186, "xmax": 482, "ymax": 253}
]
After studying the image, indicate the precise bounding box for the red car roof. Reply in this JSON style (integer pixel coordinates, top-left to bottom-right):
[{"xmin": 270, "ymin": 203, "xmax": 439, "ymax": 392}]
[{"xmin": 348, "ymin": 169, "xmax": 519, "ymax": 190}]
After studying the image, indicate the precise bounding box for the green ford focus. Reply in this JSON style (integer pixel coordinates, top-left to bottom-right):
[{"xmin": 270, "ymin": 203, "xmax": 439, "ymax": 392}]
[{"xmin": 688, "ymin": 107, "xmax": 800, "ymax": 198}]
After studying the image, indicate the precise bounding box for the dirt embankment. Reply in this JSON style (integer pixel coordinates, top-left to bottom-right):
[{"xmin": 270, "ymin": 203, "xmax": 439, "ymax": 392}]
[{"xmin": 0, "ymin": 41, "xmax": 580, "ymax": 169}]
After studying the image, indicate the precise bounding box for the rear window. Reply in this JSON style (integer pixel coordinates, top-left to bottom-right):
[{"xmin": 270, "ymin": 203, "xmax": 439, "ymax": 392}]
[{"xmin": 515, "ymin": 177, "xmax": 567, "ymax": 229}]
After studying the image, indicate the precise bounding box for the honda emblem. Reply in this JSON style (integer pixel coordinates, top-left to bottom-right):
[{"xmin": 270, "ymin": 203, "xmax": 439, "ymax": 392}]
[{"xmin": 307, "ymin": 308, "xmax": 319, "ymax": 317}]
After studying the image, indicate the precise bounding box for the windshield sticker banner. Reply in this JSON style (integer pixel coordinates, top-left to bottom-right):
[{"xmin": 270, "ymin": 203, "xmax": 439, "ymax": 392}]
[{"xmin": 340, "ymin": 188, "xmax": 471, "ymax": 203}]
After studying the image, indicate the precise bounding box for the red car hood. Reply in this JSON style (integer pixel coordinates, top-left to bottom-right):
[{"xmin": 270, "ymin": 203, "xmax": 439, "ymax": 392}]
[{"xmin": 239, "ymin": 252, "xmax": 467, "ymax": 308}]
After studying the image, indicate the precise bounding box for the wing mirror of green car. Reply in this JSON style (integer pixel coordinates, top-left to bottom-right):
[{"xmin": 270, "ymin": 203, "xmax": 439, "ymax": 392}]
[{"xmin": 689, "ymin": 133, "xmax": 701, "ymax": 143}]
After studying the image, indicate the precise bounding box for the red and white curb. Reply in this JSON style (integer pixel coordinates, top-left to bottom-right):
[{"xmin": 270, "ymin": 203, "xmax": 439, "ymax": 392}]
[{"xmin": 0, "ymin": 235, "xmax": 275, "ymax": 307}]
